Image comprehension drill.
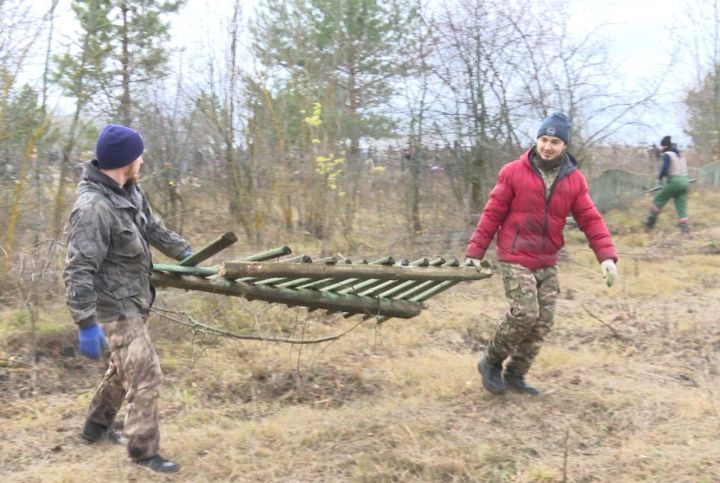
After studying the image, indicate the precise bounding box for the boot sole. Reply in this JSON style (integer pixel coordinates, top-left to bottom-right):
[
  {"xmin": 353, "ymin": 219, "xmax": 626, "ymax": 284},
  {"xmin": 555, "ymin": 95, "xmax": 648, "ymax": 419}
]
[
  {"xmin": 82, "ymin": 429, "xmax": 127, "ymax": 445},
  {"xmin": 506, "ymin": 385, "xmax": 540, "ymax": 396},
  {"xmin": 134, "ymin": 460, "xmax": 181, "ymax": 473}
]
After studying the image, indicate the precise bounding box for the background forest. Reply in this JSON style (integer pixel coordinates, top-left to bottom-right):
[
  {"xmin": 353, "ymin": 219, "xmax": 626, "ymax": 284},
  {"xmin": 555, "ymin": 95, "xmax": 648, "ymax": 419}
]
[
  {"xmin": 2, "ymin": 2, "xmax": 720, "ymax": 481},
  {"xmin": 4, "ymin": 0, "xmax": 720, "ymax": 287}
]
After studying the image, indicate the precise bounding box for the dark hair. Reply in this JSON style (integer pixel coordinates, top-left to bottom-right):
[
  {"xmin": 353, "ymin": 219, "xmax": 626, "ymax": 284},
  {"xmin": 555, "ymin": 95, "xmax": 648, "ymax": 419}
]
[{"xmin": 660, "ymin": 135, "xmax": 672, "ymax": 147}]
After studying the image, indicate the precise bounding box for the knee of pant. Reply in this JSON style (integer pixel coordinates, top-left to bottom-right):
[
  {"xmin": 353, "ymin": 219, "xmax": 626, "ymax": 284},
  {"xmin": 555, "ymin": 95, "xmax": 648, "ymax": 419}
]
[
  {"xmin": 509, "ymin": 306, "xmax": 540, "ymax": 321},
  {"xmin": 136, "ymin": 382, "xmax": 160, "ymax": 398},
  {"xmin": 533, "ymin": 323, "xmax": 553, "ymax": 339}
]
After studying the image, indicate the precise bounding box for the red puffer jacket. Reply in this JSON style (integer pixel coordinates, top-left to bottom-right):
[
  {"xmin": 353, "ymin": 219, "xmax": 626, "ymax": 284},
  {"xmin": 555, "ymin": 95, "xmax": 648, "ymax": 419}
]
[{"xmin": 466, "ymin": 148, "xmax": 617, "ymax": 270}]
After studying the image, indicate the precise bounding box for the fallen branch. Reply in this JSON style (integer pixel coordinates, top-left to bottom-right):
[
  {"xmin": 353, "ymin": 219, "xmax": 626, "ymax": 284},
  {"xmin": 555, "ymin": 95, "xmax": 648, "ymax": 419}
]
[
  {"xmin": 581, "ymin": 304, "xmax": 627, "ymax": 341},
  {"xmin": 151, "ymin": 307, "xmax": 370, "ymax": 345},
  {"xmin": 562, "ymin": 427, "xmax": 570, "ymax": 483}
]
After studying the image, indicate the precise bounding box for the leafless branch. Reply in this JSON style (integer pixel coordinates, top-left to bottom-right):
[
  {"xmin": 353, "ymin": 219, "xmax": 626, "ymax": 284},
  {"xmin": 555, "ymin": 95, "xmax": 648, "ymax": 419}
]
[{"xmin": 151, "ymin": 307, "xmax": 370, "ymax": 345}]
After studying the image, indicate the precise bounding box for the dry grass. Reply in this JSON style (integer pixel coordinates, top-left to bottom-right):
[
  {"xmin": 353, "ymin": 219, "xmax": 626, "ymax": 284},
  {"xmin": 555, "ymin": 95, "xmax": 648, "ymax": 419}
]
[{"xmin": 2, "ymin": 191, "xmax": 720, "ymax": 482}]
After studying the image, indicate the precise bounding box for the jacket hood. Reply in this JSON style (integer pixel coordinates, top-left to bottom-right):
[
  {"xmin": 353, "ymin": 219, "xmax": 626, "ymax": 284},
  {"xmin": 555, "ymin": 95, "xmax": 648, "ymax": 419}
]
[
  {"xmin": 79, "ymin": 160, "xmax": 139, "ymax": 211},
  {"xmin": 82, "ymin": 160, "xmax": 137, "ymax": 197}
]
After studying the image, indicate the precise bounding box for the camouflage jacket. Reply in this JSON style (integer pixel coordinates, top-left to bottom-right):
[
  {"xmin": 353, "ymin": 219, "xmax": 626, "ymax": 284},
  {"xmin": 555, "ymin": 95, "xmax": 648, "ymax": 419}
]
[{"xmin": 64, "ymin": 161, "xmax": 190, "ymax": 327}]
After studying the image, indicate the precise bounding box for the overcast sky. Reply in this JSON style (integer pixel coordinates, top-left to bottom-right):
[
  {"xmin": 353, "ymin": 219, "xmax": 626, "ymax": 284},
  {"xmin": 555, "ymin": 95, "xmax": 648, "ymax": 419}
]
[{"xmin": 32, "ymin": 0, "xmax": 701, "ymax": 145}]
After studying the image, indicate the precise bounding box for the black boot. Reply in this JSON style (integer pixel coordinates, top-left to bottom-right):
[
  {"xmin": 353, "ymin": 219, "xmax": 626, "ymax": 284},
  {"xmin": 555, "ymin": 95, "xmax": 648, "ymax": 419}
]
[
  {"xmin": 477, "ymin": 357, "xmax": 506, "ymax": 394},
  {"xmin": 504, "ymin": 372, "xmax": 540, "ymax": 396},
  {"xmin": 82, "ymin": 420, "xmax": 127, "ymax": 445},
  {"xmin": 135, "ymin": 455, "xmax": 181, "ymax": 473},
  {"xmin": 643, "ymin": 216, "xmax": 657, "ymax": 232}
]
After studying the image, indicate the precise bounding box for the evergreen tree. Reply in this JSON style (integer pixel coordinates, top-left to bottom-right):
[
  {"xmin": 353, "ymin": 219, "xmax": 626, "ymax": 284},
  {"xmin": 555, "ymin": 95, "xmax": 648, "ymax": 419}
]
[
  {"xmin": 63, "ymin": 0, "xmax": 186, "ymax": 124},
  {"xmin": 252, "ymin": 0, "xmax": 418, "ymax": 156},
  {"xmin": 251, "ymin": 0, "xmax": 420, "ymax": 245}
]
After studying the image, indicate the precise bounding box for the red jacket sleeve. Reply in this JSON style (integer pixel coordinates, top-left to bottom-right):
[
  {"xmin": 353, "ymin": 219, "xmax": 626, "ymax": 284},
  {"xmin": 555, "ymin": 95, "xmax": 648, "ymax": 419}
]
[
  {"xmin": 571, "ymin": 175, "xmax": 618, "ymax": 263},
  {"xmin": 465, "ymin": 165, "xmax": 514, "ymax": 259}
]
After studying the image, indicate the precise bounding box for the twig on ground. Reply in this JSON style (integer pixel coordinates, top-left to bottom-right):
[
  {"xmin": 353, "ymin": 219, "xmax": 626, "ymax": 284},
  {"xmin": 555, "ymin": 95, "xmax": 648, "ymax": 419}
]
[
  {"xmin": 562, "ymin": 427, "xmax": 570, "ymax": 483},
  {"xmin": 581, "ymin": 304, "xmax": 627, "ymax": 341},
  {"xmin": 700, "ymin": 347, "xmax": 720, "ymax": 421},
  {"xmin": 577, "ymin": 247, "xmax": 649, "ymax": 257}
]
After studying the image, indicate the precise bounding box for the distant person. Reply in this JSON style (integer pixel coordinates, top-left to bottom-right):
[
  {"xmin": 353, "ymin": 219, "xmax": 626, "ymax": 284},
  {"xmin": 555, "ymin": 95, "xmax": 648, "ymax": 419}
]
[
  {"xmin": 63, "ymin": 124, "xmax": 193, "ymax": 473},
  {"xmin": 643, "ymin": 135, "xmax": 690, "ymax": 234},
  {"xmin": 648, "ymin": 143, "xmax": 661, "ymax": 161},
  {"xmin": 465, "ymin": 112, "xmax": 618, "ymax": 396}
]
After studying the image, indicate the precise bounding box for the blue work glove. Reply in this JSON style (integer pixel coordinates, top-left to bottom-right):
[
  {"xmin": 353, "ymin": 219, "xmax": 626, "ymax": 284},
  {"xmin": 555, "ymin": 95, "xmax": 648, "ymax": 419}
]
[
  {"xmin": 78, "ymin": 322, "xmax": 108, "ymax": 360},
  {"xmin": 179, "ymin": 247, "xmax": 193, "ymax": 261}
]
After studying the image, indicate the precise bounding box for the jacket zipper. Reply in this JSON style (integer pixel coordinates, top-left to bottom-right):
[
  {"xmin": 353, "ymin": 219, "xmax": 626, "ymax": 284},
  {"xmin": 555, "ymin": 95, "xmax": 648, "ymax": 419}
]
[
  {"xmin": 532, "ymin": 154, "xmax": 566, "ymax": 254},
  {"xmin": 542, "ymin": 178, "xmax": 559, "ymax": 253}
]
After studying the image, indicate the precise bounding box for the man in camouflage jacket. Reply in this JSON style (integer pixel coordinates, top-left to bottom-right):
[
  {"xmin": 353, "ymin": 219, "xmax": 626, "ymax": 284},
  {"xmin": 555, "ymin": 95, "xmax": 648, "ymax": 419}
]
[{"xmin": 64, "ymin": 124, "xmax": 191, "ymax": 473}]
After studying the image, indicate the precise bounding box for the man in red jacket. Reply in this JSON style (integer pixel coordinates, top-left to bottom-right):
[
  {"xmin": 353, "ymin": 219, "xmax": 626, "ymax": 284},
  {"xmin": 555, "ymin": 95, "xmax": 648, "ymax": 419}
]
[{"xmin": 465, "ymin": 112, "xmax": 618, "ymax": 396}]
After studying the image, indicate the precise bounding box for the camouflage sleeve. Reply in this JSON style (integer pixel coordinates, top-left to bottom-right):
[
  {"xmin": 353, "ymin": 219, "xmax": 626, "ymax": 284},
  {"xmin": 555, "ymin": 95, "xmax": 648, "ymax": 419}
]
[
  {"xmin": 63, "ymin": 197, "xmax": 112, "ymax": 326},
  {"xmin": 140, "ymin": 190, "xmax": 190, "ymax": 260}
]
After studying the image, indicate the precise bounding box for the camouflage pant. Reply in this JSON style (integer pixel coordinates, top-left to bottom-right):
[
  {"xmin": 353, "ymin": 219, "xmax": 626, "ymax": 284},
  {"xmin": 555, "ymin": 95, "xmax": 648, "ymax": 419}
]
[
  {"xmin": 486, "ymin": 261, "xmax": 560, "ymax": 376},
  {"xmin": 86, "ymin": 314, "xmax": 162, "ymax": 461}
]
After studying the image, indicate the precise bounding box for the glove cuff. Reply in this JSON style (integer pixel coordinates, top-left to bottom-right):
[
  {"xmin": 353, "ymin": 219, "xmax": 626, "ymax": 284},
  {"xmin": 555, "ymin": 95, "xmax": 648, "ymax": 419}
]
[{"xmin": 78, "ymin": 316, "xmax": 98, "ymax": 329}]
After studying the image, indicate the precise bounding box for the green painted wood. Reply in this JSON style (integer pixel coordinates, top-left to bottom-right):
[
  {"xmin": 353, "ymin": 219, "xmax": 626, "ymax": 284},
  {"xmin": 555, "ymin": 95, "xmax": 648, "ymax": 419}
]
[
  {"xmin": 152, "ymin": 264, "xmax": 219, "ymax": 277},
  {"xmin": 178, "ymin": 232, "xmax": 237, "ymax": 266},
  {"xmin": 151, "ymin": 272, "xmax": 423, "ymax": 318}
]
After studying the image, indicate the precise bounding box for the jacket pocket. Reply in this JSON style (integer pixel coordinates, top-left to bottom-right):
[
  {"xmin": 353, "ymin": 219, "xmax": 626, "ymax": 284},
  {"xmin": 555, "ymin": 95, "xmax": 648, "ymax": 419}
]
[
  {"xmin": 112, "ymin": 226, "xmax": 144, "ymax": 259},
  {"xmin": 96, "ymin": 269, "xmax": 144, "ymax": 300}
]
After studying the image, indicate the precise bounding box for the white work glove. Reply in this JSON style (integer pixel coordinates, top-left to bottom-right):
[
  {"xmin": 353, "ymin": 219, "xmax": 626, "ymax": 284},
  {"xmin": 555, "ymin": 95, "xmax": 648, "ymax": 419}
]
[
  {"xmin": 466, "ymin": 257, "xmax": 483, "ymax": 268},
  {"xmin": 600, "ymin": 259, "xmax": 618, "ymax": 287}
]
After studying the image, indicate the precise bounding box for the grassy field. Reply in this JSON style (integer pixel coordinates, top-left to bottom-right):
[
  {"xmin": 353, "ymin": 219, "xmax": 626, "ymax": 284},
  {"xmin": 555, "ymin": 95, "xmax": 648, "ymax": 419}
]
[{"xmin": 1, "ymin": 190, "xmax": 720, "ymax": 482}]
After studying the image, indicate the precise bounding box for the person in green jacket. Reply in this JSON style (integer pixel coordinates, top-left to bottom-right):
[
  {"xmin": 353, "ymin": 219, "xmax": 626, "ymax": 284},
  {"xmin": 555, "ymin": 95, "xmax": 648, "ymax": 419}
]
[{"xmin": 643, "ymin": 135, "xmax": 690, "ymax": 234}]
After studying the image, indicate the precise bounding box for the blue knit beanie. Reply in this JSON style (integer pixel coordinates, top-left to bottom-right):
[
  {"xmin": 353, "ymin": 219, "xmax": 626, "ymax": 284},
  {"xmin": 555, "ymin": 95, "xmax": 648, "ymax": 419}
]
[
  {"xmin": 96, "ymin": 124, "xmax": 144, "ymax": 169},
  {"xmin": 537, "ymin": 112, "xmax": 571, "ymax": 145}
]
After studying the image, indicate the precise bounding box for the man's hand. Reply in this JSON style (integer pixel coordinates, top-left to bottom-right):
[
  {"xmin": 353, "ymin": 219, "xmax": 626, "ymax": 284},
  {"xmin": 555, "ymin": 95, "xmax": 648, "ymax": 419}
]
[
  {"xmin": 78, "ymin": 322, "xmax": 108, "ymax": 360},
  {"xmin": 600, "ymin": 259, "xmax": 618, "ymax": 287},
  {"xmin": 466, "ymin": 257, "xmax": 483, "ymax": 268}
]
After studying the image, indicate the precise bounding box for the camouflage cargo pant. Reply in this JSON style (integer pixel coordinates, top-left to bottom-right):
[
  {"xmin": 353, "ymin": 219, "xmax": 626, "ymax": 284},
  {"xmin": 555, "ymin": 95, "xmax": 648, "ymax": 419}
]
[
  {"xmin": 86, "ymin": 314, "xmax": 162, "ymax": 461},
  {"xmin": 486, "ymin": 261, "xmax": 560, "ymax": 376}
]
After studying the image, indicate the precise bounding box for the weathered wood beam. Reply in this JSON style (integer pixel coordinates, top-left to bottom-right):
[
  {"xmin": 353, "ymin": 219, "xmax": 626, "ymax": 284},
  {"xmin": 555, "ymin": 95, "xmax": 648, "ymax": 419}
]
[
  {"xmin": 219, "ymin": 261, "xmax": 492, "ymax": 282},
  {"xmin": 151, "ymin": 272, "xmax": 423, "ymax": 318},
  {"xmin": 178, "ymin": 232, "xmax": 237, "ymax": 266},
  {"xmin": 241, "ymin": 246, "xmax": 292, "ymax": 261}
]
